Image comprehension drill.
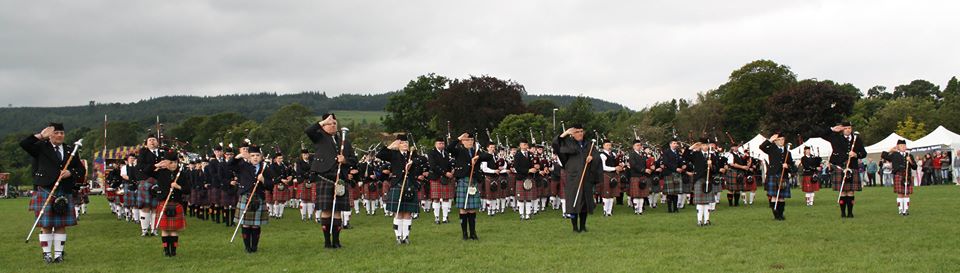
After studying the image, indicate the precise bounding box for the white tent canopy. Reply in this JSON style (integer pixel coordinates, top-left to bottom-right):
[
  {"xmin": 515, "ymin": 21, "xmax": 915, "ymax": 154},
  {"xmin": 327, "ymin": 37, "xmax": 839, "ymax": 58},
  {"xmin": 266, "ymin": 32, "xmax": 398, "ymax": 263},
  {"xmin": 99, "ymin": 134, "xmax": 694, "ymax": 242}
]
[
  {"xmin": 865, "ymin": 132, "xmax": 914, "ymax": 154},
  {"xmin": 743, "ymin": 134, "xmax": 769, "ymax": 162},
  {"xmin": 790, "ymin": 137, "xmax": 833, "ymax": 159},
  {"xmin": 911, "ymin": 126, "xmax": 960, "ymax": 148}
]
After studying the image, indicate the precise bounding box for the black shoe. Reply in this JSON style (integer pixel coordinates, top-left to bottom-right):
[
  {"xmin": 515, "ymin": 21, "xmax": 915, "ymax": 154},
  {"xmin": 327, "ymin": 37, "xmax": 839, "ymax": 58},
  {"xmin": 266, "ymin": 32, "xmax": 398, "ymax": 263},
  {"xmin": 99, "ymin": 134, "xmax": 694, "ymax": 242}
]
[
  {"xmin": 470, "ymin": 234, "xmax": 478, "ymax": 240},
  {"xmin": 43, "ymin": 253, "xmax": 53, "ymax": 264},
  {"xmin": 462, "ymin": 234, "xmax": 468, "ymax": 240},
  {"xmin": 53, "ymin": 256, "xmax": 63, "ymax": 263}
]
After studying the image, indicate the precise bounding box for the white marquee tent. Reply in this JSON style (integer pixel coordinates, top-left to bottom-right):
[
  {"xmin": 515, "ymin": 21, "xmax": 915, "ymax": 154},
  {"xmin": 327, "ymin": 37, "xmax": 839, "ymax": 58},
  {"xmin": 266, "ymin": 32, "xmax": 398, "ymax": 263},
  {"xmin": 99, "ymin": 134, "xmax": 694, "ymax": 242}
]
[{"xmin": 865, "ymin": 132, "xmax": 914, "ymax": 154}]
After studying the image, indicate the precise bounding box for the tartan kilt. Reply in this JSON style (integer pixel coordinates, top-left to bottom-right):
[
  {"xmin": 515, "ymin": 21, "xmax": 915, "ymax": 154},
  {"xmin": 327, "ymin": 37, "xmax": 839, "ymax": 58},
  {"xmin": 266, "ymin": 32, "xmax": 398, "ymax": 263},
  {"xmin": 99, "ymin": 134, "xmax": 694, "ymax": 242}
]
[
  {"xmin": 206, "ymin": 187, "xmax": 221, "ymax": 206},
  {"xmin": 831, "ymin": 166, "xmax": 863, "ymax": 192},
  {"xmin": 385, "ymin": 178, "xmax": 420, "ymax": 213},
  {"xmin": 691, "ymin": 179, "xmax": 714, "ymax": 205},
  {"xmin": 30, "ymin": 188, "xmax": 77, "ymax": 228},
  {"xmin": 893, "ymin": 174, "xmax": 914, "ymax": 194},
  {"xmin": 236, "ymin": 194, "xmax": 268, "ymax": 226},
  {"xmin": 315, "ymin": 178, "xmax": 350, "ymax": 211},
  {"xmin": 190, "ymin": 188, "xmax": 208, "ymax": 206},
  {"xmin": 430, "ymin": 178, "xmax": 455, "ymax": 200},
  {"xmin": 765, "ymin": 175, "xmax": 791, "ymax": 198},
  {"xmin": 272, "ymin": 184, "xmax": 290, "ymax": 203},
  {"xmin": 156, "ymin": 202, "xmax": 185, "ymax": 231},
  {"xmin": 599, "ymin": 172, "xmax": 620, "ymax": 198},
  {"xmin": 744, "ymin": 175, "xmax": 759, "ymax": 191},
  {"xmin": 628, "ymin": 176, "xmax": 651, "ymax": 198},
  {"xmin": 801, "ymin": 175, "xmax": 820, "ymax": 193},
  {"xmin": 724, "ymin": 170, "xmax": 744, "ymax": 192},
  {"xmin": 137, "ymin": 179, "xmax": 160, "ymax": 209},
  {"xmin": 537, "ymin": 179, "xmax": 551, "ymax": 198},
  {"xmin": 515, "ymin": 177, "xmax": 539, "ymax": 201},
  {"xmin": 663, "ymin": 173, "xmax": 683, "ymax": 195},
  {"xmin": 549, "ymin": 178, "xmax": 562, "ymax": 196},
  {"xmin": 106, "ymin": 190, "xmax": 117, "ymax": 202},
  {"xmin": 359, "ymin": 182, "xmax": 377, "ymax": 200},
  {"xmin": 507, "ymin": 173, "xmax": 517, "ymax": 197},
  {"xmin": 220, "ymin": 188, "xmax": 238, "ymax": 208},
  {"xmin": 264, "ymin": 190, "xmax": 274, "ymax": 204},
  {"xmin": 482, "ymin": 175, "xmax": 498, "ymax": 199},
  {"xmin": 681, "ymin": 175, "xmax": 694, "ymax": 193},
  {"xmin": 300, "ymin": 182, "xmax": 319, "ymax": 202},
  {"xmin": 381, "ymin": 181, "xmax": 392, "ymax": 198},
  {"xmin": 350, "ymin": 184, "xmax": 362, "ymax": 203},
  {"xmin": 123, "ymin": 187, "xmax": 138, "ymax": 208},
  {"xmin": 455, "ymin": 177, "xmax": 482, "ymax": 209},
  {"xmin": 557, "ymin": 172, "xmax": 567, "ymax": 198}
]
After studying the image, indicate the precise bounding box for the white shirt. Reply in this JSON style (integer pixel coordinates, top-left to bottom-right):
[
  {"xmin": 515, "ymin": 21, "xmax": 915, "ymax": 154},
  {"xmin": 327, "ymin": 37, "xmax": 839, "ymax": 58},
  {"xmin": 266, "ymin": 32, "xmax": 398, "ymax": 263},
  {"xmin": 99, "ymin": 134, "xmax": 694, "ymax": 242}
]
[
  {"xmin": 599, "ymin": 151, "xmax": 616, "ymax": 172},
  {"xmin": 52, "ymin": 144, "xmax": 64, "ymax": 160}
]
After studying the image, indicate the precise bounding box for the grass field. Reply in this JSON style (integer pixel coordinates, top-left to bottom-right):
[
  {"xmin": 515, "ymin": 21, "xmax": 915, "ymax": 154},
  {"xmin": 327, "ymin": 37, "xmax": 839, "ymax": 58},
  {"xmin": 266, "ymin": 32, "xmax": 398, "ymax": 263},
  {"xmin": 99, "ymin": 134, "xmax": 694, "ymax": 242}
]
[
  {"xmin": 1, "ymin": 186, "xmax": 958, "ymax": 273},
  {"xmin": 324, "ymin": 110, "xmax": 386, "ymax": 124}
]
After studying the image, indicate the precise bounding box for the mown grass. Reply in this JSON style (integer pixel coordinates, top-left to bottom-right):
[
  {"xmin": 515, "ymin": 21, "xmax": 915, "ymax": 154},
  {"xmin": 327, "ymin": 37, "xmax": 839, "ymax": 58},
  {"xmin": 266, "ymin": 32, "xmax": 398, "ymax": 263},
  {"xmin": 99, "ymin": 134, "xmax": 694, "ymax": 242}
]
[{"xmin": 0, "ymin": 185, "xmax": 957, "ymax": 273}]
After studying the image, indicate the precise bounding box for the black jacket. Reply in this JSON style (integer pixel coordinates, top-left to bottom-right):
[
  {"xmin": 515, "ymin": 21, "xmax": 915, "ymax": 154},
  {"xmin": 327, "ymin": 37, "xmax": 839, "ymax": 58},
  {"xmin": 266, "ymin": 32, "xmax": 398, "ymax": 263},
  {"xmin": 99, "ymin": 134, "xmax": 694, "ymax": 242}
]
[
  {"xmin": 427, "ymin": 149, "xmax": 452, "ymax": 180},
  {"xmin": 760, "ymin": 140, "xmax": 797, "ymax": 175},
  {"xmin": 19, "ymin": 135, "xmax": 85, "ymax": 192},
  {"xmin": 304, "ymin": 123, "xmax": 357, "ymax": 178},
  {"xmin": 815, "ymin": 127, "xmax": 867, "ymax": 169}
]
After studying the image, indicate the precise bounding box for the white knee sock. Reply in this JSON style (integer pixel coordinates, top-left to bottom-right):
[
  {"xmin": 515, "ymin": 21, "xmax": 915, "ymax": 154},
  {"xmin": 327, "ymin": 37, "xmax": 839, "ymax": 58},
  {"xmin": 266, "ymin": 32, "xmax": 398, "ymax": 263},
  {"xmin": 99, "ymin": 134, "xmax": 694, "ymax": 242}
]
[
  {"xmin": 560, "ymin": 199, "xmax": 567, "ymax": 214},
  {"xmin": 704, "ymin": 207, "xmax": 711, "ymax": 222},
  {"xmin": 403, "ymin": 219, "xmax": 412, "ymax": 239},
  {"xmin": 905, "ymin": 197, "xmax": 910, "ymax": 211},
  {"xmin": 432, "ymin": 202, "xmax": 441, "ymax": 219},
  {"xmin": 53, "ymin": 233, "xmax": 66, "ymax": 258},
  {"xmin": 441, "ymin": 201, "xmax": 451, "ymax": 220},
  {"xmin": 343, "ymin": 211, "xmax": 351, "ymax": 225},
  {"xmin": 696, "ymin": 205, "xmax": 704, "ymax": 222},
  {"xmin": 139, "ymin": 212, "xmax": 150, "ymax": 232},
  {"xmin": 300, "ymin": 204, "xmax": 307, "ymax": 219},
  {"xmin": 393, "ymin": 219, "xmax": 402, "ymax": 238},
  {"xmin": 39, "ymin": 233, "xmax": 52, "ymax": 255}
]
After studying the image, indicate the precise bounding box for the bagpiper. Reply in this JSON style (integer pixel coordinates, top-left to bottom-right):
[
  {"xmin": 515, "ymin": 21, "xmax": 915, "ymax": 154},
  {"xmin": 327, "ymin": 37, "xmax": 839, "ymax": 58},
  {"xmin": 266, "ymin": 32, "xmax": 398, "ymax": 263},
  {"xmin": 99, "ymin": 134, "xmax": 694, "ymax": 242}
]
[
  {"xmin": 21, "ymin": 123, "xmax": 86, "ymax": 263},
  {"xmin": 513, "ymin": 138, "xmax": 538, "ymax": 220},
  {"xmin": 294, "ymin": 149, "xmax": 315, "ymax": 221},
  {"xmin": 881, "ymin": 139, "xmax": 916, "ymax": 216},
  {"xmin": 479, "ymin": 142, "xmax": 504, "ymax": 216},
  {"xmin": 685, "ymin": 139, "xmax": 724, "ymax": 226},
  {"xmin": 760, "ymin": 133, "xmax": 796, "ymax": 221},
  {"xmin": 428, "ymin": 138, "xmax": 455, "ymax": 223},
  {"xmin": 626, "ymin": 140, "xmax": 655, "ymax": 215},
  {"xmin": 450, "ymin": 132, "xmax": 483, "ymax": 240},
  {"xmin": 660, "ymin": 138, "xmax": 687, "ymax": 213},
  {"xmin": 305, "ymin": 113, "xmax": 357, "ymax": 248},
  {"xmin": 152, "ymin": 150, "xmax": 190, "ymax": 257},
  {"xmin": 800, "ymin": 146, "xmax": 823, "ymax": 206},
  {"xmin": 268, "ymin": 153, "xmax": 292, "ymax": 219},
  {"xmin": 597, "ymin": 139, "xmax": 623, "ymax": 217},
  {"xmin": 818, "ymin": 122, "xmax": 867, "ymax": 218},
  {"xmin": 378, "ymin": 134, "xmax": 423, "ymax": 243},
  {"xmin": 553, "ymin": 125, "xmax": 599, "ymax": 233},
  {"xmin": 136, "ymin": 133, "xmax": 166, "ymax": 236},
  {"xmin": 724, "ymin": 142, "xmax": 748, "ymax": 207}
]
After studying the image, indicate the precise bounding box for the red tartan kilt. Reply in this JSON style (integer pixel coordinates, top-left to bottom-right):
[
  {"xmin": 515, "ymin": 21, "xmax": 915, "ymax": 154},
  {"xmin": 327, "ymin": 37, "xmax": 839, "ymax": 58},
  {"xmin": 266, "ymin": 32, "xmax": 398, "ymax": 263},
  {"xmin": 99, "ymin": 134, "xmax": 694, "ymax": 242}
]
[
  {"xmin": 155, "ymin": 202, "xmax": 185, "ymax": 231},
  {"xmin": 264, "ymin": 190, "xmax": 274, "ymax": 204},
  {"xmin": 300, "ymin": 184, "xmax": 318, "ymax": 202},
  {"xmin": 117, "ymin": 195, "xmax": 124, "ymax": 204},
  {"xmin": 430, "ymin": 178, "xmax": 455, "ymax": 200},
  {"xmin": 272, "ymin": 185, "xmax": 289, "ymax": 203},
  {"xmin": 360, "ymin": 182, "xmax": 378, "ymax": 200},
  {"xmin": 801, "ymin": 175, "xmax": 820, "ymax": 193},
  {"xmin": 350, "ymin": 185, "xmax": 362, "ymax": 202},
  {"xmin": 106, "ymin": 191, "xmax": 117, "ymax": 202},
  {"xmin": 743, "ymin": 175, "xmax": 759, "ymax": 191},
  {"xmin": 558, "ymin": 171, "xmax": 567, "ymax": 198},
  {"xmin": 893, "ymin": 174, "xmax": 913, "ymax": 194},
  {"xmin": 599, "ymin": 172, "xmax": 620, "ymax": 198},
  {"xmin": 628, "ymin": 176, "xmax": 651, "ymax": 198},
  {"xmin": 381, "ymin": 181, "xmax": 392, "ymax": 198},
  {"xmin": 482, "ymin": 175, "xmax": 498, "ymax": 199},
  {"xmin": 515, "ymin": 178, "xmax": 538, "ymax": 201}
]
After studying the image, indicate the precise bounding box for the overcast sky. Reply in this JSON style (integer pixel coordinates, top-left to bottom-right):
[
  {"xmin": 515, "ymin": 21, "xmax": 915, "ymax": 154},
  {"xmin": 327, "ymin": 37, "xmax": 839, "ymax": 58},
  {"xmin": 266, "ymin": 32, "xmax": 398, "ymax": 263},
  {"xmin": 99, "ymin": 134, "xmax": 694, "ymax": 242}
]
[{"xmin": 1, "ymin": 0, "xmax": 957, "ymax": 109}]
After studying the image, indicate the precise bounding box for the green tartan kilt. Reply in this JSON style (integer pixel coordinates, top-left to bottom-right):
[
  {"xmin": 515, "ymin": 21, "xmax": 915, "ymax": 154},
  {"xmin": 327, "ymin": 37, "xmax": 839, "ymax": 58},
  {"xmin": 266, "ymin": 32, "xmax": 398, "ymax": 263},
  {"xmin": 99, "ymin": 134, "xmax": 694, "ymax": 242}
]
[
  {"xmin": 455, "ymin": 178, "xmax": 482, "ymax": 210},
  {"xmin": 236, "ymin": 194, "xmax": 268, "ymax": 226},
  {"xmin": 663, "ymin": 173, "xmax": 684, "ymax": 195}
]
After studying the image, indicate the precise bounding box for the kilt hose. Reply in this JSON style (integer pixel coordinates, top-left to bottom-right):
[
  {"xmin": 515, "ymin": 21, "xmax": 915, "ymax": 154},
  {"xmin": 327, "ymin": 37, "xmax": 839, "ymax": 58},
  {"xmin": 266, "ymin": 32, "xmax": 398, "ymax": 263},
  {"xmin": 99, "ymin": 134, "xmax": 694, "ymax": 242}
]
[
  {"xmin": 30, "ymin": 188, "xmax": 77, "ymax": 228},
  {"xmin": 137, "ymin": 179, "xmax": 159, "ymax": 209},
  {"xmin": 831, "ymin": 165, "xmax": 863, "ymax": 192},
  {"xmin": 236, "ymin": 194, "xmax": 268, "ymax": 226},
  {"xmin": 314, "ymin": 176, "xmax": 349, "ymax": 211},
  {"xmin": 724, "ymin": 170, "xmax": 744, "ymax": 192},
  {"xmin": 515, "ymin": 177, "xmax": 538, "ymax": 201},
  {"xmin": 765, "ymin": 174, "xmax": 791, "ymax": 199},
  {"xmin": 893, "ymin": 174, "xmax": 914, "ymax": 195},
  {"xmin": 598, "ymin": 172, "xmax": 620, "ymax": 198},
  {"xmin": 663, "ymin": 173, "xmax": 684, "ymax": 195},
  {"xmin": 455, "ymin": 177, "xmax": 482, "ymax": 210},
  {"xmin": 386, "ymin": 177, "xmax": 420, "ymax": 213},
  {"xmin": 221, "ymin": 187, "xmax": 239, "ymax": 208},
  {"xmin": 801, "ymin": 175, "xmax": 820, "ymax": 193},
  {"xmin": 156, "ymin": 202, "xmax": 186, "ymax": 231},
  {"xmin": 691, "ymin": 178, "xmax": 715, "ymax": 205},
  {"xmin": 628, "ymin": 176, "xmax": 651, "ymax": 198}
]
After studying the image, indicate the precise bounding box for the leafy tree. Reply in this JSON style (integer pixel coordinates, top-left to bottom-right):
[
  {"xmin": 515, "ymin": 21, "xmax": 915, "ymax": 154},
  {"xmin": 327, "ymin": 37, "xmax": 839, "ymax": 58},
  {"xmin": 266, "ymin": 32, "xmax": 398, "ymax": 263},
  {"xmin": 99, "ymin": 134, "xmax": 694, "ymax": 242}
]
[
  {"xmin": 492, "ymin": 113, "xmax": 549, "ymax": 147},
  {"xmin": 383, "ymin": 73, "xmax": 449, "ymax": 138},
  {"xmin": 717, "ymin": 60, "xmax": 797, "ymax": 142},
  {"xmin": 861, "ymin": 97, "xmax": 935, "ymax": 143},
  {"xmin": 526, "ymin": 99, "xmax": 559, "ymax": 119},
  {"xmin": 893, "ymin": 79, "xmax": 941, "ymax": 100},
  {"xmin": 674, "ymin": 91, "xmax": 725, "ymax": 142},
  {"xmin": 896, "ymin": 116, "xmax": 926, "ymax": 140},
  {"xmin": 430, "ymin": 75, "xmax": 526, "ymax": 135},
  {"xmin": 762, "ymin": 79, "xmax": 857, "ymax": 140}
]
